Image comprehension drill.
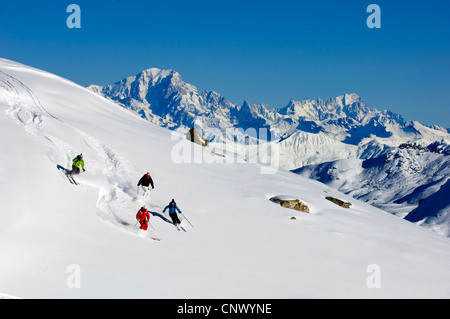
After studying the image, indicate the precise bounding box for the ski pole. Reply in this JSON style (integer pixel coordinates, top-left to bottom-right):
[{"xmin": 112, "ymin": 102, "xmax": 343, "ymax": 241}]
[{"xmin": 180, "ymin": 212, "xmax": 194, "ymax": 228}]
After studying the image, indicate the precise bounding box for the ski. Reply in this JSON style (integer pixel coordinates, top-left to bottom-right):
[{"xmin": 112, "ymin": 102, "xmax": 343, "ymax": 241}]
[
  {"xmin": 57, "ymin": 165, "xmax": 79, "ymax": 185},
  {"xmin": 144, "ymin": 230, "xmax": 161, "ymax": 241},
  {"xmin": 174, "ymin": 224, "xmax": 186, "ymax": 232},
  {"xmin": 136, "ymin": 229, "xmax": 161, "ymax": 241},
  {"xmin": 65, "ymin": 174, "xmax": 74, "ymax": 184},
  {"xmin": 180, "ymin": 212, "xmax": 194, "ymax": 228},
  {"xmin": 148, "ymin": 235, "xmax": 161, "ymax": 241},
  {"xmin": 67, "ymin": 174, "xmax": 79, "ymax": 185}
]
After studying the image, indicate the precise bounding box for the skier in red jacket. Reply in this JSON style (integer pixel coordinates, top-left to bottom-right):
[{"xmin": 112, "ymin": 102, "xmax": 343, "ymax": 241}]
[{"xmin": 136, "ymin": 206, "xmax": 150, "ymax": 231}]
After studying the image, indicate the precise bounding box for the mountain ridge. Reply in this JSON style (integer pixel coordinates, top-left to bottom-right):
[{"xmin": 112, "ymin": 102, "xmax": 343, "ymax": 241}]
[
  {"xmin": 87, "ymin": 67, "xmax": 450, "ymax": 168},
  {"xmin": 294, "ymin": 140, "xmax": 450, "ymax": 237}
]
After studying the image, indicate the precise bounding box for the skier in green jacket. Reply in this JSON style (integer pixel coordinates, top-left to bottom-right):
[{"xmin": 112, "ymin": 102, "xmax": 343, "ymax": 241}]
[{"xmin": 69, "ymin": 154, "xmax": 85, "ymax": 176}]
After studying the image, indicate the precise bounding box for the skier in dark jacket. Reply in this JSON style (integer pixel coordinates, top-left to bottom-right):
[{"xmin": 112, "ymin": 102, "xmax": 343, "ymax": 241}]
[
  {"xmin": 163, "ymin": 199, "xmax": 182, "ymax": 226},
  {"xmin": 137, "ymin": 172, "xmax": 154, "ymax": 198}
]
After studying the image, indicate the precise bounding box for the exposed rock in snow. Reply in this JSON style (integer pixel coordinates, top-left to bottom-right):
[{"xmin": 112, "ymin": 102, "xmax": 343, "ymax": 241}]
[
  {"xmin": 325, "ymin": 196, "xmax": 352, "ymax": 209},
  {"xmin": 270, "ymin": 196, "xmax": 310, "ymax": 213},
  {"xmin": 186, "ymin": 127, "xmax": 209, "ymax": 147}
]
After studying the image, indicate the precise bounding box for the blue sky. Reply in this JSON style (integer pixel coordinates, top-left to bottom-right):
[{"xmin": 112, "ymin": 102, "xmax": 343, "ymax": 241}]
[{"xmin": 1, "ymin": 0, "xmax": 449, "ymax": 127}]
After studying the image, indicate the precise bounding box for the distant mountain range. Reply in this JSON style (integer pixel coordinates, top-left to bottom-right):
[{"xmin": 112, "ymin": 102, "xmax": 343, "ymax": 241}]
[
  {"xmin": 87, "ymin": 68, "xmax": 450, "ymax": 236},
  {"xmin": 294, "ymin": 141, "xmax": 450, "ymax": 237},
  {"xmin": 87, "ymin": 68, "xmax": 449, "ymax": 169}
]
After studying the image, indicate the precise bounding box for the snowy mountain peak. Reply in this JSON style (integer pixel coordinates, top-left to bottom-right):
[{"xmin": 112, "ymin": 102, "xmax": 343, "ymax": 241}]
[
  {"xmin": 139, "ymin": 67, "xmax": 177, "ymax": 81},
  {"xmin": 278, "ymin": 92, "xmax": 368, "ymax": 123},
  {"xmin": 338, "ymin": 93, "xmax": 362, "ymax": 106}
]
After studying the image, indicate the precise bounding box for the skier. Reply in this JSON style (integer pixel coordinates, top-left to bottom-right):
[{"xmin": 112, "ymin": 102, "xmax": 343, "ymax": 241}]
[
  {"xmin": 137, "ymin": 172, "xmax": 154, "ymax": 198},
  {"xmin": 69, "ymin": 154, "xmax": 85, "ymax": 176},
  {"xmin": 163, "ymin": 199, "xmax": 182, "ymax": 226},
  {"xmin": 136, "ymin": 206, "xmax": 150, "ymax": 231}
]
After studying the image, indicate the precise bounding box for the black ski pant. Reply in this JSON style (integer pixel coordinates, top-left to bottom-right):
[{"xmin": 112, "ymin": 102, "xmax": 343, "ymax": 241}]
[
  {"xmin": 169, "ymin": 213, "xmax": 181, "ymax": 225},
  {"xmin": 69, "ymin": 165, "xmax": 80, "ymax": 176}
]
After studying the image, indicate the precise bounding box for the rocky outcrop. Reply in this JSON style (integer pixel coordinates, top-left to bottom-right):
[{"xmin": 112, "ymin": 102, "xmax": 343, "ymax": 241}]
[
  {"xmin": 325, "ymin": 196, "xmax": 352, "ymax": 208},
  {"xmin": 270, "ymin": 196, "xmax": 310, "ymax": 213},
  {"xmin": 186, "ymin": 127, "xmax": 209, "ymax": 147}
]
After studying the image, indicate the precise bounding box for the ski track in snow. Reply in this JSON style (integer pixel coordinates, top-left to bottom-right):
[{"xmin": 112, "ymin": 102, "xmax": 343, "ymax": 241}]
[{"xmin": 0, "ymin": 71, "xmax": 161, "ymax": 240}]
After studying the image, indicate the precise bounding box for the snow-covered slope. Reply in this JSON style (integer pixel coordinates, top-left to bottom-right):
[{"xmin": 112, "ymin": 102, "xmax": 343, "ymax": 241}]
[
  {"xmin": 405, "ymin": 178, "xmax": 450, "ymax": 236},
  {"xmin": 1, "ymin": 58, "xmax": 450, "ymax": 298},
  {"xmin": 293, "ymin": 141, "xmax": 450, "ymax": 236},
  {"xmin": 87, "ymin": 68, "xmax": 450, "ymax": 230}
]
